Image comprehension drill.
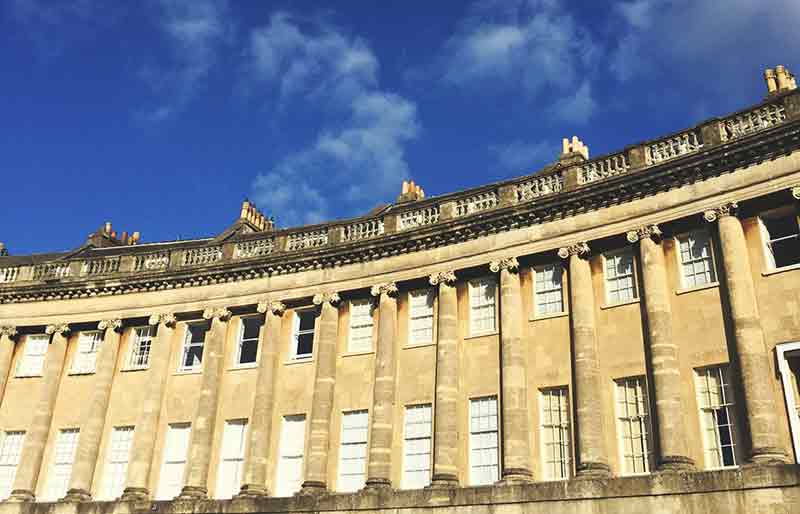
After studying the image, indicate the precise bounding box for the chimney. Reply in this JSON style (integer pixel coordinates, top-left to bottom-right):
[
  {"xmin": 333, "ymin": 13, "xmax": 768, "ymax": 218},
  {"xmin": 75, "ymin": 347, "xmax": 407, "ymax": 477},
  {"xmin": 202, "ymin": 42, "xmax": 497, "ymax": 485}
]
[
  {"xmin": 239, "ymin": 200, "xmax": 273, "ymax": 232},
  {"xmin": 0, "ymin": 243, "xmax": 7, "ymax": 257},
  {"xmin": 396, "ymin": 180, "xmax": 426, "ymax": 203},
  {"xmin": 104, "ymin": 222, "xmax": 112, "ymax": 235},
  {"xmin": 560, "ymin": 136, "xmax": 589, "ymax": 164},
  {"xmin": 767, "ymin": 65, "xmax": 798, "ymax": 96}
]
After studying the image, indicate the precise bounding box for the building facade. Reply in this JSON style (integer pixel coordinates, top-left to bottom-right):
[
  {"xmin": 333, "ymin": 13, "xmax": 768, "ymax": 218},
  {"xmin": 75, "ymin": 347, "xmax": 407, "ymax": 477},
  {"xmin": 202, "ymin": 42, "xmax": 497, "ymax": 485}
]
[{"xmin": 0, "ymin": 66, "xmax": 799, "ymax": 514}]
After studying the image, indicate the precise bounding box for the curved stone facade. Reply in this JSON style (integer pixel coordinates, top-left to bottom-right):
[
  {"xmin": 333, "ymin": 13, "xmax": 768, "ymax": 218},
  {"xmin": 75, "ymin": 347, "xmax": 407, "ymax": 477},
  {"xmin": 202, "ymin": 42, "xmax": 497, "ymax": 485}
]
[{"xmin": 0, "ymin": 73, "xmax": 800, "ymax": 514}]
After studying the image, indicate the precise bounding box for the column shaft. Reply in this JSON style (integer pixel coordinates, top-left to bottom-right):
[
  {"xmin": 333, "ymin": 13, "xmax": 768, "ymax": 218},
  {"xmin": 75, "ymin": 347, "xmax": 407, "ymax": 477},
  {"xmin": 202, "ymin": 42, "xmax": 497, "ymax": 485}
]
[
  {"xmin": 365, "ymin": 284, "xmax": 398, "ymax": 489},
  {"xmin": 566, "ymin": 249, "xmax": 610, "ymax": 477},
  {"xmin": 180, "ymin": 309, "xmax": 230, "ymax": 498},
  {"xmin": 496, "ymin": 262, "xmax": 533, "ymax": 481},
  {"xmin": 0, "ymin": 327, "xmax": 17, "ymax": 407},
  {"xmin": 431, "ymin": 273, "xmax": 459, "ymax": 487},
  {"xmin": 636, "ymin": 232, "xmax": 694, "ymax": 470},
  {"xmin": 122, "ymin": 316, "xmax": 175, "ymax": 500},
  {"xmin": 66, "ymin": 321, "xmax": 123, "ymax": 500},
  {"xmin": 10, "ymin": 326, "xmax": 70, "ymax": 502},
  {"xmin": 238, "ymin": 303, "xmax": 284, "ymax": 497},
  {"xmin": 716, "ymin": 213, "xmax": 787, "ymax": 463},
  {"xmin": 301, "ymin": 294, "xmax": 340, "ymax": 493}
]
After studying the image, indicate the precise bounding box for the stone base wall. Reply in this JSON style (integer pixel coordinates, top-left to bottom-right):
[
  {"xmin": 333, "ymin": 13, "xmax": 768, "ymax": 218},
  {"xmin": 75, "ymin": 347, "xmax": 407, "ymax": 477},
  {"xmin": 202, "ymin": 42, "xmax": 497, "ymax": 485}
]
[{"xmin": 1, "ymin": 466, "xmax": 798, "ymax": 514}]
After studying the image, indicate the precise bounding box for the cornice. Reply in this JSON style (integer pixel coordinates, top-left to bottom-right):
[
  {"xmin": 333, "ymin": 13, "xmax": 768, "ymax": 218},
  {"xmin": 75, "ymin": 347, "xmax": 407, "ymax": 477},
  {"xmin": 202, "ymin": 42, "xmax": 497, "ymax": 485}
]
[{"xmin": 2, "ymin": 114, "xmax": 800, "ymax": 305}]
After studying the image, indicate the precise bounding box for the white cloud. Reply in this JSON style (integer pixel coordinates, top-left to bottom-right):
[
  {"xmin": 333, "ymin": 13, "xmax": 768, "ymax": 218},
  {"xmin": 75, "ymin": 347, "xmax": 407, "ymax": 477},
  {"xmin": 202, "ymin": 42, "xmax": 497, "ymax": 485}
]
[
  {"xmin": 548, "ymin": 81, "xmax": 596, "ymax": 124},
  {"xmin": 249, "ymin": 13, "xmax": 420, "ymax": 226},
  {"xmin": 490, "ymin": 139, "xmax": 553, "ymax": 171},
  {"xmin": 140, "ymin": 0, "xmax": 233, "ymax": 121},
  {"xmin": 441, "ymin": 0, "xmax": 598, "ymax": 112}
]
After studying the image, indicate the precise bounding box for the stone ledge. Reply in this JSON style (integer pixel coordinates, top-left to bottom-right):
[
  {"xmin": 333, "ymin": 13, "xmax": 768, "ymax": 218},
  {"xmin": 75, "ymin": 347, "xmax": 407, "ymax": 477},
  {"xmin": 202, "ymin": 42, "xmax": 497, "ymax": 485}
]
[{"xmin": 0, "ymin": 465, "xmax": 797, "ymax": 514}]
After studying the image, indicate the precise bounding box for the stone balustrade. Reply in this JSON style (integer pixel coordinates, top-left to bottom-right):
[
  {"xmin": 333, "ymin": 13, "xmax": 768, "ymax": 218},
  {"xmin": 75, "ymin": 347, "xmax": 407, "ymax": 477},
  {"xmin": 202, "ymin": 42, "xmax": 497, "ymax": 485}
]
[
  {"xmin": 133, "ymin": 251, "xmax": 170, "ymax": 272},
  {"xmin": 645, "ymin": 129, "xmax": 703, "ymax": 165},
  {"xmin": 515, "ymin": 172, "xmax": 564, "ymax": 201},
  {"xmin": 81, "ymin": 257, "xmax": 121, "ymax": 277},
  {"xmin": 0, "ymin": 267, "xmax": 18, "ymax": 284},
  {"xmin": 286, "ymin": 229, "xmax": 328, "ymax": 251},
  {"xmin": 578, "ymin": 151, "xmax": 630, "ymax": 184},
  {"xmin": 32, "ymin": 262, "xmax": 70, "ymax": 281},
  {"xmin": 455, "ymin": 191, "xmax": 498, "ymax": 217},
  {"xmin": 341, "ymin": 218, "xmax": 385, "ymax": 242},
  {"xmin": 234, "ymin": 238, "xmax": 275, "ymax": 259},
  {"xmin": 182, "ymin": 246, "xmax": 223, "ymax": 266},
  {"xmin": 398, "ymin": 205, "xmax": 440, "ymax": 230},
  {"xmin": 720, "ymin": 101, "xmax": 786, "ymax": 142}
]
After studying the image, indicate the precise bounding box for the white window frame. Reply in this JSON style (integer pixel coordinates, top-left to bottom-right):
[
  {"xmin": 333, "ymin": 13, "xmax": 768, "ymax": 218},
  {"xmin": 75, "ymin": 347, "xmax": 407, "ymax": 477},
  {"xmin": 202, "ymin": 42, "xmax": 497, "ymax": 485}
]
[
  {"xmin": 676, "ymin": 230, "xmax": 717, "ymax": 289},
  {"xmin": 776, "ymin": 342, "xmax": 800, "ymax": 464},
  {"xmin": 291, "ymin": 309, "xmax": 316, "ymax": 360},
  {"xmin": 156, "ymin": 423, "xmax": 191, "ymax": 500},
  {"xmin": 100, "ymin": 426, "xmax": 134, "ymax": 500},
  {"xmin": 337, "ymin": 410, "xmax": 368, "ymax": 492},
  {"xmin": 759, "ymin": 210, "xmax": 800, "ymax": 270},
  {"xmin": 468, "ymin": 277, "xmax": 497, "ymax": 336},
  {"xmin": 179, "ymin": 323, "xmax": 206, "ymax": 372},
  {"xmin": 468, "ymin": 396, "xmax": 499, "ymax": 486},
  {"xmin": 15, "ymin": 334, "xmax": 49, "ymax": 377},
  {"xmin": 604, "ymin": 248, "xmax": 638, "ymax": 305},
  {"xmin": 71, "ymin": 330, "xmax": 104, "ymax": 375},
  {"xmin": 402, "ymin": 404, "xmax": 432, "ymax": 489},
  {"xmin": 0, "ymin": 431, "xmax": 25, "ymax": 500},
  {"xmin": 44, "ymin": 428, "xmax": 80, "ymax": 501},
  {"xmin": 275, "ymin": 414, "xmax": 306, "ymax": 497},
  {"xmin": 126, "ymin": 326, "xmax": 155, "ymax": 370},
  {"xmin": 533, "ymin": 263, "xmax": 565, "ymax": 317},
  {"xmin": 408, "ymin": 289, "xmax": 434, "ymax": 345},
  {"xmin": 235, "ymin": 316, "xmax": 262, "ymax": 368},
  {"xmin": 539, "ymin": 387, "xmax": 571, "ymax": 480},
  {"xmin": 614, "ymin": 377, "xmax": 654, "ymax": 475},
  {"xmin": 694, "ymin": 365, "xmax": 741, "ymax": 469},
  {"xmin": 215, "ymin": 419, "xmax": 248, "ymax": 499},
  {"xmin": 347, "ymin": 299, "xmax": 374, "ymax": 353}
]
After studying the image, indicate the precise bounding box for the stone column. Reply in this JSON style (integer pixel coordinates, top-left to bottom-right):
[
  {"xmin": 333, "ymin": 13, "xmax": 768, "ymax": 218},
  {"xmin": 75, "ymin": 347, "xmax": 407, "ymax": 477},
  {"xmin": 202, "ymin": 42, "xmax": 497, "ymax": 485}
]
[
  {"xmin": 64, "ymin": 319, "xmax": 124, "ymax": 501},
  {"xmin": 704, "ymin": 203, "xmax": 788, "ymax": 464},
  {"xmin": 429, "ymin": 271, "xmax": 460, "ymax": 488},
  {"xmin": 300, "ymin": 292, "xmax": 340, "ymax": 494},
  {"xmin": 121, "ymin": 313, "xmax": 176, "ymax": 501},
  {"xmin": 237, "ymin": 300, "xmax": 285, "ymax": 498},
  {"xmin": 178, "ymin": 307, "xmax": 232, "ymax": 499},
  {"xmin": 490, "ymin": 257, "xmax": 533, "ymax": 483},
  {"xmin": 558, "ymin": 243, "xmax": 610, "ymax": 478},
  {"xmin": 627, "ymin": 226, "xmax": 694, "ymax": 471},
  {"xmin": 365, "ymin": 282, "xmax": 398, "ymax": 490},
  {"xmin": 9, "ymin": 323, "xmax": 71, "ymax": 502},
  {"xmin": 0, "ymin": 326, "xmax": 18, "ymax": 407}
]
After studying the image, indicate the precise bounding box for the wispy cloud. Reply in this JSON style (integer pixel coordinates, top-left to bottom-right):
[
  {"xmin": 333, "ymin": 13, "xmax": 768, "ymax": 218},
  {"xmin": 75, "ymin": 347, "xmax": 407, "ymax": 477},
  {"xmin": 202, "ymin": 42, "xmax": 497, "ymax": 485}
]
[
  {"xmin": 139, "ymin": 0, "xmax": 233, "ymax": 121},
  {"xmin": 439, "ymin": 0, "xmax": 598, "ymax": 121},
  {"xmin": 490, "ymin": 139, "xmax": 553, "ymax": 171},
  {"xmin": 249, "ymin": 13, "xmax": 420, "ymax": 226}
]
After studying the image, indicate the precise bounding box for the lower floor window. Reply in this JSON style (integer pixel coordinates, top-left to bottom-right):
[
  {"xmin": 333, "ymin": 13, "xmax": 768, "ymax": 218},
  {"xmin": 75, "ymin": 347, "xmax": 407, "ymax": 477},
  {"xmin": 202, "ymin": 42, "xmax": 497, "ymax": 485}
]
[
  {"xmin": 540, "ymin": 387, "xmax": 571, "ymax": 480},
  {"xmin": 100, "ymin": 426, "xmax": 134, "ymax": 500},
  {"xmin": 402, "ymin": 404, "xmax": 432, "ymax": 489},
  {"xmin": 215, "ymin": 419, "xmax": 248, "ymax": 499},
  {"xmin": 338, "ymin": 410, "xmax": 368, "ymax": 492},
  {"xmin": 157, "ymin": 423, "xmax": 191, "ymax": 500},
  {"xmin": 695, "ymin": 366, "xmax": 741, "ymax": 468},
  {"xmin": 0, "ymin": 431, "xmax": 25, "ymax": 500},
  {"xmin": 469, "ymin": 396, "xmax": 499, "ymax": 485},
  {"xmin": 614, "ymin": 377, "xmax": 653, "ymax": 475},
  {"xmin": 275, "ymin": 415, "xmax": 306, "ymax": 497},
  {"xmin": 45, "ymin": 428, "xmax": 80, "ymax": 501}
]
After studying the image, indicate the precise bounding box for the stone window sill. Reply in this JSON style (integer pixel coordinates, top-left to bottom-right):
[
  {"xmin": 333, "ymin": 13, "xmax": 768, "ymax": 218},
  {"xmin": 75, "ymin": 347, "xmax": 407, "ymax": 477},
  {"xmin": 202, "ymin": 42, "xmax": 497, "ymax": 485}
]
[
  {"xmin": 228, "ymin": 363, "xmax": 258, "ymax": 371},
  {"xmin": 762, "ymin": 262, "xmax": 800, "ymax": 276},
  {"xmin": 174, "ymin": 369, "xmax": 202, "ymax": 376},
  {"xmin": 600, "ymin": 298, "xmax": 640, "ymax": 310},
  {"xmin": 465, "ymin": 331, "xmax": 498, "ymax": 340},
  {"xmin": 285, "ymin": 357, "xmax": 313, "ymax": 366},
  {"xmin": 121, "ymin": 366, "xmax": 149, "ymax": 373},
  {"xmin": 675, "ymin": 282, "xmax": 719, "ymax": 295},
  {"xmin": 529, "ymin": 311, "xmax": 568, "ymax": 322},
  {"xmin": 68, "ymin": 371, "xmax": 96, "ymax": 376},
  {"xmin": 14, "ymin": 374, "xmax": 42, "ymax": 379},
  {"xmin": 404, "ymin": 342, "xmax": 436, "ymax": 350},
  {"xmin": 342, "ymin": 351, "xmax": 374, "ymax": 358}
]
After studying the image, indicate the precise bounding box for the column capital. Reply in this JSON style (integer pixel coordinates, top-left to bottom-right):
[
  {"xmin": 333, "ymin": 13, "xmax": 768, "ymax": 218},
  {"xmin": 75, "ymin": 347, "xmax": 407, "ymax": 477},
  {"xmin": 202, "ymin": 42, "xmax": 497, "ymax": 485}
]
[
  {"xmin": 0, "ymin": 325, "xmax": 17, "ymax": 340},
  {"xmin": 98, "ymin": 318, "xmax": 123, "ymax": 333},
  {"xmin": 429, "ymin": 270, "xmax": 457, "ymax": 286},
  {"xmin": 489, "ymin": 257, "xmax": 519, "ymax": 273},
  {"xmin": 312, "ymin": 291, "xmax": 341, "ymax": 306},
  {"xmin": 257, "ymin": 300, "xmax": 286, "ymax": 316},
  {"xmin": 148, "ymin": 312, "xmax": 177, "ymax": 327},
  {"xmin": 202, "ymin": 307, "xmax": 232, "ymax": 322},
  {"xmin": 45, "ymin": 323, "xmax": 70, "ymax": 336},
  {"xmin": 558, "ymin": 242, "xmax": 590, "ymax": 259},
  {"xmin": 792, "ymin": 185, "xmax": 800, "ymax": 200},
  {"xmin": 370, "ymin": 282, "xmax": 398, "ymax": 297},
  {"xmin": 703, "ymin": 201, "xmax": 739, "ymax": 222},
  {"xmin": 626, "ymin": 224, "xmax": 662, "ymax": 243}
]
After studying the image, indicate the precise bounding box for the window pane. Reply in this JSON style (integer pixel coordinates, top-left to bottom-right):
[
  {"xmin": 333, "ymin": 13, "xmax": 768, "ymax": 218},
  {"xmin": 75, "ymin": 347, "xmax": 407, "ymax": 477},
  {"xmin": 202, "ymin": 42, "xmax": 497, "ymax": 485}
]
[
  {"xmin": 469, "ymin": 397, "xmax": 498, "ymax": 485},
  {"xmin": 338, "ymin": 410, "xmax": 368, "ymax": 492},
  {"xmin": 276, "ymin": 415, "xmax": 306, "ymax": 497},
  {"xmin": 241, "ymin": 317, "xmax": 262, "ymax": 340},
  {"xmin": 403, "ymin": 404, "xmax": 432, "ymax": 489}
]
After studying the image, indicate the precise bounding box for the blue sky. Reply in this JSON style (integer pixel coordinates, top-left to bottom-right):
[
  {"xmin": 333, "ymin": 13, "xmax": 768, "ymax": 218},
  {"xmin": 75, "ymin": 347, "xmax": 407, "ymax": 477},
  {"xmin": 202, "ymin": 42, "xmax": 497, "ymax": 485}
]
[{"xmin": 2, "ymin": 0, "xmax": 799, "ymax": 255}]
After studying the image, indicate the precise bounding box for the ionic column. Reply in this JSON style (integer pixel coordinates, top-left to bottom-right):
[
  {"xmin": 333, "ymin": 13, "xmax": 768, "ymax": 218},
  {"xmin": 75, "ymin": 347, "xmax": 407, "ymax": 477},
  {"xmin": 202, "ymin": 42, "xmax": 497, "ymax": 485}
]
[
  {"xmin": 9, "ymin": 323, "xmax": 71, "ymax": 502},
  {"xmin": 300, "ymin": 292, "xmax": 340, "ymax": 494},
  {"xmin": 627, "ymin": 226, "xmax": 694, "ymax": 471},
  {"xmin": 0, "ymin": 326, "xmax": 18, "ymax": 407},
  {"xmin": 179, "ymin": 307, "xmax": 232, "ymax": 499},
  {"xmin": 429, "ymin": 271, "xmax": 460, "ymax": 488},
  {"xmin": 237, "ymin": 300, "xmax": 285, "ymax": 498},
  {"xmin": 365, "ymin": 282, "xmax": 398, "ymax": 490},
  {"xmin": 65, "ymin": 319, "xmax": 124, "ymax": 501},
  {"xmin": 558, "ymin": 243, "xmax": 610, "ymax": 478},
  {"xmin": 122, "ymin": 313, "xmax": 177, "ymax": 501},
  {"xmin": 490, "ymin": 257, "xmax": 533, "ymax": 482},
  {"xmin": 704, "ymin": 203, "xmax": 788, "ymax": 464}
]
